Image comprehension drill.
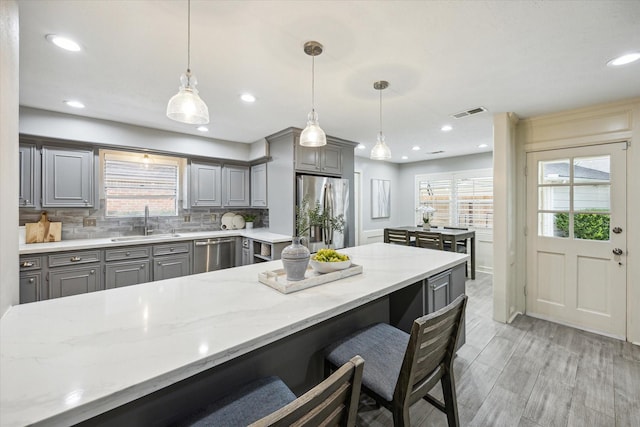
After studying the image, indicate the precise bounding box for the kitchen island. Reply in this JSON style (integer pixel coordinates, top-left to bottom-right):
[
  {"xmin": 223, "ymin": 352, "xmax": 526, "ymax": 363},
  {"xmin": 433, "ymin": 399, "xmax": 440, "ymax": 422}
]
[{"xmin": 1, "ymin": 243, "xmax": 468, "ymax": 426}]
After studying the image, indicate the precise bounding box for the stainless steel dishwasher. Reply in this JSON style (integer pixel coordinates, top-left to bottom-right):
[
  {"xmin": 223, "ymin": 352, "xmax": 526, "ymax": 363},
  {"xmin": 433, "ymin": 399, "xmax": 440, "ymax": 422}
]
[{"xmin": 193, "ymin": 238, "xmax": 236, "ymax": 273}]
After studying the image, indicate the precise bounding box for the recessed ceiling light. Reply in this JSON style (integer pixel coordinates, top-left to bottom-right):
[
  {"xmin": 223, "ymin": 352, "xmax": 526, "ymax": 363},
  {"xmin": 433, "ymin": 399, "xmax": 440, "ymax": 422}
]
[
  {"xmin": 240, "ymin": 93, "xmax": 256, "ymax": 103},
  {"xmin": 607, "ymin": 52, "xmax": 640, "ymax": 67},
  {"xmin": 357, "ymin": 144, "xmax": 366, "ymax": 150},
  {"xmin": 441, "ymin": 125, "xmax": 453, "ymax": 132},
  {"xmin": 46, "ymin": 34, "xmax": 81, "ymax": 52},
  {"xmin": 197, "ymin": 126, "xmax": 209, "ymax": 132},
  {"xmin": 412, "ymin": 146, "xmax": 420, "ymax": 151},
  {"xmin": 478, "ymin": 143, "xmax": 489, "ymax": 148},
  {"xmin": 401, "ymin": 155, "xmax": 408, "ymax": 160},
  {"xmin": 63, "ymin": 100, "xmax": 85, "ymax": 109}
]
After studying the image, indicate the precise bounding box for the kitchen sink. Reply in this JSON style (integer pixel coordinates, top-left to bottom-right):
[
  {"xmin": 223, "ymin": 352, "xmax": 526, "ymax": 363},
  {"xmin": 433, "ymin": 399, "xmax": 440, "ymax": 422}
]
[{"xmin": 110, "ymin": 234, "xmax": 182, "ymax": 242}]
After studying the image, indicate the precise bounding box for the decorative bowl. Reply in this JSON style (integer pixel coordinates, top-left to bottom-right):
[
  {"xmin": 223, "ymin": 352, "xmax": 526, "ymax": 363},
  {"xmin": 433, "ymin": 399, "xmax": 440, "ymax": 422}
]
[{"xmin": 309, "ymin": 258, "xmax": 352, "ymax": 274}]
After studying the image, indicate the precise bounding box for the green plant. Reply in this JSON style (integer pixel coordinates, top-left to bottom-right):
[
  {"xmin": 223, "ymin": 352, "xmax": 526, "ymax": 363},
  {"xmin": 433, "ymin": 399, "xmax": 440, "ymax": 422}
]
[
  {"xmin": 243, "ymin": 213, "xmax": 257, "ymax": 222},
  {"xmin": 296, "ymin": 198, "xmax": 345, "ymax": 237},
  {"xmin": 554, "ymin": 212, "xmax": 610, "ymax": 240}
]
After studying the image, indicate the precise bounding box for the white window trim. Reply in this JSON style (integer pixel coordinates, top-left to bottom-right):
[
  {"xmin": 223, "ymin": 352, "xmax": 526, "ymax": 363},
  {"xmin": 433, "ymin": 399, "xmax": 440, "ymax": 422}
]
[{"xmin": 414, "ymin": 168, "xmax": 493, "ymax": 229}]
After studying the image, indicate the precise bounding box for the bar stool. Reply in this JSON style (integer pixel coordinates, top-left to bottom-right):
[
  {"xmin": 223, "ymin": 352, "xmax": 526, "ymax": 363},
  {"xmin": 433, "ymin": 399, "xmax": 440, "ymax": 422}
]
[
  {"xmin": 384, "ymin": 228, "xmax": 410, "ymax": 245},
  {"xmin": 324, "ymin": 295, "xmax": 467, "ymax": 427},
  {"xmin": 180, "ymin": 355, "xmax": 364, "ymax": 427}
]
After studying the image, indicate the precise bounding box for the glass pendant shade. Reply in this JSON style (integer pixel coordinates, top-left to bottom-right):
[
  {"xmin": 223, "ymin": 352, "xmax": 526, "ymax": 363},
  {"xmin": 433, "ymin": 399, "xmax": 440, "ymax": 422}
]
[
  {"xmin": 167, "ymin": 71, "xmax": 210, "ymax": 125},
  {"xmin": 370, "ymin": 132, "xmax": 392, "ymax": 160},
  {"xmin": 300, "ymin": 110, "xmax": 327, "ymax": 147}
]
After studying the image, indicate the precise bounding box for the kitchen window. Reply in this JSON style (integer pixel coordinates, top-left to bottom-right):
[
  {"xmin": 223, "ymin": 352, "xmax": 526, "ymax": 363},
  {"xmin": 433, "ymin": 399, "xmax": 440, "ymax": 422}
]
[
  {"xmin": 415, "ymin": 169, "xmax": 493, "ymax": 229},
  {"xmin": 102, "ymin": 150, "xmax": 183, "ymax": 217}
]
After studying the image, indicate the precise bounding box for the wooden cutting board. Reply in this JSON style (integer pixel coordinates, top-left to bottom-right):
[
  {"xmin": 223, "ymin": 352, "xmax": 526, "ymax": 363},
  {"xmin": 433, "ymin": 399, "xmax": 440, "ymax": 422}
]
[{"xmin": 25, "ymin": 212, "xmax": 62, "ymax": 243}]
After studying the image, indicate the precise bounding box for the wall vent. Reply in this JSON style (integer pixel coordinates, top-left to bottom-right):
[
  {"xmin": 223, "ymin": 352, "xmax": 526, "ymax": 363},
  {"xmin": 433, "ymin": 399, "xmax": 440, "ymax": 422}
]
[{"xmin": 451, "ymin": 106, "xmax": 488, "ymax": 119}]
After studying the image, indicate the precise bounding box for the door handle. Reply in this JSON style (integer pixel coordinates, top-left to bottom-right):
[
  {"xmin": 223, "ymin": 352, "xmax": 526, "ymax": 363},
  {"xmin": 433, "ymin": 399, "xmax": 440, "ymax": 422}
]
[
  {"xmin": 612, "ymin": 227, "xmax": 623, "ymax": 234},
  {"xmin": 613, "ymin": 248, "xmax": 623, "ymax": 256}
]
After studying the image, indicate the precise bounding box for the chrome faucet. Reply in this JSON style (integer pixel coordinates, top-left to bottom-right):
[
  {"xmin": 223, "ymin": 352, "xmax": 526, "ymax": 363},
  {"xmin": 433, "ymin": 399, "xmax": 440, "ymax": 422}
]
[{"xmin": 143, "ymin": 205, "xmax": 153, "ymax": 236}]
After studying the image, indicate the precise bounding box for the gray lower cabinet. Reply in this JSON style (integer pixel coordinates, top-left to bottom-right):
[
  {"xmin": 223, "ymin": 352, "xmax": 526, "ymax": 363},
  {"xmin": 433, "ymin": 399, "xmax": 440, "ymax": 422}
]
[
  {"xmin": 105, "ymin": 246, "xmax": 151, "ymax": 289},
  {"xmin": 426, "ymin": 270, "xmax": 451, "ymax": 313},
  {"xmin": 48, "ymin": 266, "xmax": 101, "ymax": 299},
  {"xmin": 19, "ymin": 256, "xmax": 43, "ymax": 303},
  {"xmin": 42, "ymin": 145, "xmax": 95, "ymax": 208},
  {"xmin": 46, "ymin": 250, "xmax": 102, "ymax": 299},
  {"xmin": 105, "ymin": 261, "xmax": 150, "ymax": 289},
  {"xmin": 153, "ymin": 242, "xmax": 191, "ymax": 281}
]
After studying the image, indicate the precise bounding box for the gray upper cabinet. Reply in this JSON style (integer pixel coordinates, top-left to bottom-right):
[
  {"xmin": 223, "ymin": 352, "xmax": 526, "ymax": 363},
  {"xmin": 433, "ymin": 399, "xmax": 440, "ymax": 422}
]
[
  {"xmin": 294, "ymin": 142, "xmax": 343, "ymax": 176},
  {"xmin": 19, "ymin": 144, "xmax": 36, "ymax": 208},
  {"xmin": 42, "ymin": 146, "xmax": 94, "ymax": 207},
  {"xmin": 223, "ymin": 165, "xmax": 250, "ymax": 207},
  {"xmin": 250, "ymin": 163, "xmax": 268, "ymax": 207},
  {"xmin": 190, "ymin": 161, "xmax": 222, "ymax": 207}
]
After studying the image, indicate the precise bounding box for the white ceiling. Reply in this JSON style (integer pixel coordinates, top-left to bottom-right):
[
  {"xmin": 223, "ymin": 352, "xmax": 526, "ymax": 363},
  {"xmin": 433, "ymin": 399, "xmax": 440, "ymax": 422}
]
[{"xmin": 17, "ymin": 0, "xmax": 640, "ymax": 163}]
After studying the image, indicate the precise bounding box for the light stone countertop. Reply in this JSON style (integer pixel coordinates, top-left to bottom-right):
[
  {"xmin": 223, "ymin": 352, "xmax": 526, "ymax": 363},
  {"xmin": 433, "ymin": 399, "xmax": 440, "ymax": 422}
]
[
  {"xmin": 1, "ymin": 243, "xmax": 468, "ymax": 426},
  {"xmin": 19, "ymin": 228, "xmax": 292, "ymax": 255}
]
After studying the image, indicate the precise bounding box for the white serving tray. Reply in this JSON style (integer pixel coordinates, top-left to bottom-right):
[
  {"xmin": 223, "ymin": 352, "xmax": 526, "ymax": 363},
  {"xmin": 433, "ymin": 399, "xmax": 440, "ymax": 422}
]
[{"xmin": 258, "ymin": 264, "xmax": 363, "ymax": 294}]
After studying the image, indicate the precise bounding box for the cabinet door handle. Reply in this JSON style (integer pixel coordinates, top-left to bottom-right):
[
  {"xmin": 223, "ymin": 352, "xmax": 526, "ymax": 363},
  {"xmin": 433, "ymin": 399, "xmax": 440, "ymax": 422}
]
[
  {"xmin": 140, "ymin": 264, "xmax": 145, "ymax": 269},
  {"xmin": 170, "ymin": 247, "xmax": 175, "ymax": 252},
  {"xmin": 20, "ymin": 261, "xmax": 34, "ymax": 268},
  {"xmin": 158, "ymin": 261, "xmax": 162, "ymax": 265},
  {"xmin": 126, "ymin": 252, "xmax": 131, "ymax": 256},
  {"xmin": 90, "ymin": 270, "xmax": 95, "ymax": 275},
  {"xmin": 28, "ymin": 278, "xmax": 35, "ymax": 283},
  {"xmin": 70, "ymin": 256, "xmax": 82, "ymax": 262}
]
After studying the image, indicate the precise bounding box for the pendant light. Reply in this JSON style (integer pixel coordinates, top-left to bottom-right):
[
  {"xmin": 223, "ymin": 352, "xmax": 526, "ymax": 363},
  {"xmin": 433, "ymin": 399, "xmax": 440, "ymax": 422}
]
[
  {"xmin": 370, "ymin": 80, "xmax": 392, "ymax": 160},
  {"xmin": 299, "ymin": 41, "xmax": 327, "ymax": 147},
  {"xmin": 166, "ymin": 0, "xmax": 210, "ymax": 125}
]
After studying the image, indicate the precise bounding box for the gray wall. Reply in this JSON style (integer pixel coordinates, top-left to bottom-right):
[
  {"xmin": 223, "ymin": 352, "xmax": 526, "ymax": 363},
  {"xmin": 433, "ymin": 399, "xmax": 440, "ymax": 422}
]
[
  {"xmin": 20, "ymin": 107, "xmax": 261, "ymax": 162},
  {"xmin": 355, "ymin": 152, "xmax": 492, "ymax": 230}
]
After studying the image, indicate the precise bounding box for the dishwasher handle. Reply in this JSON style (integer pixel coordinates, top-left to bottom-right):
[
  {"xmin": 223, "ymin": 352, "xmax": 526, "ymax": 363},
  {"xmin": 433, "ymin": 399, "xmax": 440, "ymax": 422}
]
[{"xmin": 195, "ymin": 239, "xmax": 236, "ymax": 246}]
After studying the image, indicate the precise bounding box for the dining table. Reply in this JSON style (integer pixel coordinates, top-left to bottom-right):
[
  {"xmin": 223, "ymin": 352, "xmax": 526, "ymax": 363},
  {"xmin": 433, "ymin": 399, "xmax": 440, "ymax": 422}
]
[{"xmin": 394, "ymin": 226, "xmax": 476, "ymax": 279}]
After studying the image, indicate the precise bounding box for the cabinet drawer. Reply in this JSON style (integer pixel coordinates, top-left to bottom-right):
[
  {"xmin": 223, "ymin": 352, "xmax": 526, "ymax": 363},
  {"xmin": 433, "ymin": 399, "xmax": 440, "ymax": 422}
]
[
  {"xmin": 48, "ymin": 250, "xmax": 101, "ymax": 267},
  {"xmin": 153, "ymin": 242, "xmax": 190, "ymax": 256},
  {"xmin": 105, "ymin": 246, "xmax": 150, "ymax": 261},
  {"xmin": 19, "ymin": 256, "xmax": 42, "ymax": 271}
]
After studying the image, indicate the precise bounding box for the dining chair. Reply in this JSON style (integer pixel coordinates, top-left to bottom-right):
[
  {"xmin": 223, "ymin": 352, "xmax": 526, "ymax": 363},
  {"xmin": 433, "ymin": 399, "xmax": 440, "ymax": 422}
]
[
  {"xmin": 324, "ymin": 295, "xmax": 468, "ymax": 427},
  {"xmin": 415, "ymin": 231, "xmax": 444, "ymax": 250},
  {"xmin": 180, "ymin": 355, "xmax": 364, "ymax": 427},
  {"xmin": 442, "ymin": 227, "xmax": 468, "ymax": 276},
  {"xmin": 384, "ymin": 228, "xmax": 410, "ymax": 245}
]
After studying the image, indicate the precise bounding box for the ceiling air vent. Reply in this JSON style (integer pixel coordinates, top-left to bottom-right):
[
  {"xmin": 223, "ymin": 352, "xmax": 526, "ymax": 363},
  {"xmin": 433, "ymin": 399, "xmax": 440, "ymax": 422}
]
[{"xmin": 451, "ymin": 106, "xmax": 488, "ymax": 119}]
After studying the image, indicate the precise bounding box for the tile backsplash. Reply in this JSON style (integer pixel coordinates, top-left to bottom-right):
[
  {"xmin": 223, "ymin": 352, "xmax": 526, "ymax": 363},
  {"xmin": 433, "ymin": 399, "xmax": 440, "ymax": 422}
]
[{"xmin": 19, "ymin": 201, "xmax": 269, "ymax": 240}]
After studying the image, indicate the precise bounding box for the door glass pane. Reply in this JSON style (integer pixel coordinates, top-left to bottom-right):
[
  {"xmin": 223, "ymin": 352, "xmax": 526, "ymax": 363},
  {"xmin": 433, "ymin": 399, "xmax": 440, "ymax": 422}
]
[
  {"xmin": 574, "ymin": 185, "xmax": 610, "ymax": 212},
  {"xmin": 539, "ymin": 213, "xmax": 568, "ymax": 238},
  {"xmin": 538, "ymin": 186, "xmax": 569, "ymax": 210},
  {"xmin": 574, "ymin": 213, "xmax": 610, "ymax": 241},
  {"xmin": 573, "ymin": 155, "xmax": 610, "ymax": 184},
  {"xmin": 539, "ymin": 159, "xmax": 570, "ymax": 184}
]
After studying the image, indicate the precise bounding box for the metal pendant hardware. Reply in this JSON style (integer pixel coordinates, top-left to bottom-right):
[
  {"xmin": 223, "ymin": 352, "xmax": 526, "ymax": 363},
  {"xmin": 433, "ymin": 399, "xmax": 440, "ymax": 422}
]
[
  {"xmin": 612, "ymin": 227, "xmax": 622, "ymax": 234},
  {"xmin": 612, "ymin": 248, "xmax": 623, "ymax": 256}
]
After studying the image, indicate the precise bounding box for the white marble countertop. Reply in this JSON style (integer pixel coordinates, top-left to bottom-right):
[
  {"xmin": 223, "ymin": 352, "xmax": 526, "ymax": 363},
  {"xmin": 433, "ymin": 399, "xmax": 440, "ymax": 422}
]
[
  {"xmin": 19, "ymin": 228, "xmax": 292, "ymax": 255},
  {"xmin": 1, "ymin": 243, "xmax": 468, "ymax": 426}
]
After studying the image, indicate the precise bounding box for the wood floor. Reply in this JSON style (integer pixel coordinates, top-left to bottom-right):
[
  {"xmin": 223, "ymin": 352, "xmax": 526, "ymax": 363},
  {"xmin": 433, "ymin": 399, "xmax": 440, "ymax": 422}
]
[{"xmin": 357, "ymin": 272, "xmax": 640, "ymax": 427}]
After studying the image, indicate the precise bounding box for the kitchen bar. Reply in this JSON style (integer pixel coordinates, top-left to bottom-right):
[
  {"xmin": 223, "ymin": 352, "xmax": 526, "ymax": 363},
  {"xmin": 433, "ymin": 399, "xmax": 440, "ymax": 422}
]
[{"xmin": 1, "ymin": 243, "xmax": 468, "ymax": 426}]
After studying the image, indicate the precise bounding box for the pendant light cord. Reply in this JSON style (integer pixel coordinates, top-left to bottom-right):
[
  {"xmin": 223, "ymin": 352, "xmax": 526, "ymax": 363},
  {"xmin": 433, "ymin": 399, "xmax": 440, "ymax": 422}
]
[
  {"xmin": 379, "ymin": 87, "xmax": 383, "ymax": 135},
  {"xmin": 187, "ymin": 0, "xmax": 191, "ymax": 73},
  {"xmin": 311, "ymin": 54, "xmax": 315, "ymax": 112}
]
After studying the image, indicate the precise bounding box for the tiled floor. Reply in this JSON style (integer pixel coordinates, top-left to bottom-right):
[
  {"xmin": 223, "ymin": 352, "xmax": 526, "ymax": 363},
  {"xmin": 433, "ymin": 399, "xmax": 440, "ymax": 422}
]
[{"xmin": 357, "ymin": 272, "xmax": 640, "ymax": 427}]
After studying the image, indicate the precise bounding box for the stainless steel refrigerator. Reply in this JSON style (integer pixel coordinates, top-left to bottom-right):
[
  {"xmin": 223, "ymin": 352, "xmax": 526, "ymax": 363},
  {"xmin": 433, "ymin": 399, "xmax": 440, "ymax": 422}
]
[{"xmin": 297, "ymin": 175, "xmax": 349, "ymax": 253}]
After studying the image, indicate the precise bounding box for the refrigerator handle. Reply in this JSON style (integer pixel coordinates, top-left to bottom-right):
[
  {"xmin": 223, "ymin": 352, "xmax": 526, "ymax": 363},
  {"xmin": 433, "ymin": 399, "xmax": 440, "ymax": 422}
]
[{"xmin": 327, "ymin": 183, "xmax": 334, "ymax": 246}]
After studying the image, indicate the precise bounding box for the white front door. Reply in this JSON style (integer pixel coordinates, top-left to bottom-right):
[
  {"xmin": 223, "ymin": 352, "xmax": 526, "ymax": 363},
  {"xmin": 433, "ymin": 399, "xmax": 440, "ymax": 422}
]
[{"xmin": 526, "ymin": 142, "xmax": 627, "ymax": 338}]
